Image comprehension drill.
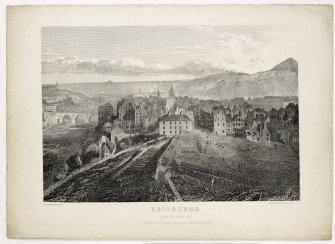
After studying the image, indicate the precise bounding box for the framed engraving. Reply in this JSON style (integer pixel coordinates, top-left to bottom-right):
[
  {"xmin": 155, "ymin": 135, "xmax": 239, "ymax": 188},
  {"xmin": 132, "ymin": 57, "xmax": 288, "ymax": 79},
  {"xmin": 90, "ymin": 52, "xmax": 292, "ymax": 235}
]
[{"xmin": 7, "ymin": 5, "xmax": 332, "ymax": 240}]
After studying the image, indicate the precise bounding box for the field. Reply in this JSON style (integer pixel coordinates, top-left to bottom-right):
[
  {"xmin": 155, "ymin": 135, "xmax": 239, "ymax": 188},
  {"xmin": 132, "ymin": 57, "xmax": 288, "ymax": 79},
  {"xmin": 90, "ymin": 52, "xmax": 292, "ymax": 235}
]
[{"xmin": 164, "ymin": 130, "xmax": 300, "ymax": 200}]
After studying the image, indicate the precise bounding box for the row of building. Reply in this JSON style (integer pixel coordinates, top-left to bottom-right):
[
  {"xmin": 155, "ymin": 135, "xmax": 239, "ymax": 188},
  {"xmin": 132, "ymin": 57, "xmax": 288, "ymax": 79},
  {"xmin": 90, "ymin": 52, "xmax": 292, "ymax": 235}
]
[{"xmin": 99, "ymin": 83, "xmax": 195, "ymax": 134}]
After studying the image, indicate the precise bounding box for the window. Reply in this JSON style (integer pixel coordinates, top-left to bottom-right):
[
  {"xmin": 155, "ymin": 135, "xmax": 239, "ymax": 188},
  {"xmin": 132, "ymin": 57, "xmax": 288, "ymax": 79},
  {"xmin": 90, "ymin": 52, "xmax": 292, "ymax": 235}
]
[
  {"xmin": 170, "ymin": 131, "xmax": 172, "ymax": 134},
  {"xmin": 217, "ymin": 123, "xmax": 219, "ymax": 126},
  {"xmin": 223, "ymin": 123, "xmax": 225, "ymax": 126},
  {"xmin": 222, "ymin": 130, "xmax": 225, "ymax": 133},
  {"xmin": 175, "ymin": 121, "xmax": 177, "ymax": 124},
  {"xmin": 163, "ymin": 126, "xmax": 165, "ymax": 129},
  {"xmin": 175, "ymin": 126, "xmax": 177, "ymax": 129},
  {"xmin": 180, "ymin": 122, "xmax": 181, "ymax": 125},
  {"xmin": 180, "ymin": 131, "xmax": 182, "ymax": 134},
  {"xmin": 170, "ymin": 122, "xmax": 172, "ymax": 125},
  {"xmin": 163, "ymin": 131, "xmax": 165, "ymax": 134},
  {"xmin": 163, "ymin": 122, "xmax": 165, "ymax": 125}
]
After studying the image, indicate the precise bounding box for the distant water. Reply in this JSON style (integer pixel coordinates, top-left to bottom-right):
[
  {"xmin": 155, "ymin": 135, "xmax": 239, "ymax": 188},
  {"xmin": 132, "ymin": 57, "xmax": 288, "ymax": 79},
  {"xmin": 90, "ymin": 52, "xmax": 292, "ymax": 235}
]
[{"xmin": 42, "ymin": 72, "xmax": 195, "ymax": 84}]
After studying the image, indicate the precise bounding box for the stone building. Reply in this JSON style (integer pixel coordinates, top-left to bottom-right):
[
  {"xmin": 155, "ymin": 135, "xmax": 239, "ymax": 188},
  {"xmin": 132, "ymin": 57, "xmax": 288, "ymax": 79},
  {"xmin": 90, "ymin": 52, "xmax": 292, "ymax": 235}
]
[
  {"xmin": 213, "ymin": 109, "xmax": 228, "ymax": 136},
  {"xmin": 118, "ymin": 98, "xmax": 135, "ymax": 129},
  {"xmin": 159, "ymin": 113, "xmax": 193, "ymax": 136},
  {"xmin": 98, "ymin": 103, "xmax": 114, "ymax": 125},
  {"xmin": 198, "ymin": 107, "xmax": 214, "ymax": 132},
  {"xmin": 246, "ymin": 118, "xmax": 271, "ymax": 145}
]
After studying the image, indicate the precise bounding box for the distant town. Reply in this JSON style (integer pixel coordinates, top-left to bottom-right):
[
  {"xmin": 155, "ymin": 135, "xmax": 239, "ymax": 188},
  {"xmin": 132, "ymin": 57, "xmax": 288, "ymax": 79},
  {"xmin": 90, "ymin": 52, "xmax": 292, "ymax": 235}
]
[{"xmin": 43, "ymin": 80, "xmax": 299, "ymax": 202}]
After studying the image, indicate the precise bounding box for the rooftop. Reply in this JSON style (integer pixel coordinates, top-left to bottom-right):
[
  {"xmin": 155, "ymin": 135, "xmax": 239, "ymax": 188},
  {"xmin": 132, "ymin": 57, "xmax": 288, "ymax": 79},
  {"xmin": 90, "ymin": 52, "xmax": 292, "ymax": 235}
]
[{"xmin": 159, "ymin": 114, "xmax": 192, "ymax": 122}]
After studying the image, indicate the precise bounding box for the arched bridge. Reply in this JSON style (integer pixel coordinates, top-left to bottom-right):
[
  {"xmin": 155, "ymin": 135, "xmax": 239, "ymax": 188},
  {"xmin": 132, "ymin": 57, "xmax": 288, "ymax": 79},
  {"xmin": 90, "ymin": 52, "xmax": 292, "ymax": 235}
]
[{"xmin": 55, "ymin": 113, "xmax": 98, "ymax": 125}]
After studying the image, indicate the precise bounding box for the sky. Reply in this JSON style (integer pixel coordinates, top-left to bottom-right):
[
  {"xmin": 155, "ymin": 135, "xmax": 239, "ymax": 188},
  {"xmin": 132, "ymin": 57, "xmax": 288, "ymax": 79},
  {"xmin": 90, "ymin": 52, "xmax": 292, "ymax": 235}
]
[{"xmin": 42, "ymin": 26, "xmax": 298, "ymax": 81}]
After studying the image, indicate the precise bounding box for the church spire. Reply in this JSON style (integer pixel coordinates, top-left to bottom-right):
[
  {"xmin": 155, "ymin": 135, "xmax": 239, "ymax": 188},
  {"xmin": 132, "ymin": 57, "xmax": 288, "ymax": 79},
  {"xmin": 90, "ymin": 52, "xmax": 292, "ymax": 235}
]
[
  {"xmin": 157, "ymin": 89, "xmax": 160, "ymax": 97},
  {"xmin": 168, "ymin": 82, "xmax": 175, "ymax": 98}
]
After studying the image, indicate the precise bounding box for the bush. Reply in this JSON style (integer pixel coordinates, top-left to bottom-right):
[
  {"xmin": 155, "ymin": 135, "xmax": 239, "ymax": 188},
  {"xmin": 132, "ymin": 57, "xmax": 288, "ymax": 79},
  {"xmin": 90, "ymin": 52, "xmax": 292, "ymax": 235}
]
[{"xmin": 82, "ymin": 143, "xmax": 99, "ymax": 165}]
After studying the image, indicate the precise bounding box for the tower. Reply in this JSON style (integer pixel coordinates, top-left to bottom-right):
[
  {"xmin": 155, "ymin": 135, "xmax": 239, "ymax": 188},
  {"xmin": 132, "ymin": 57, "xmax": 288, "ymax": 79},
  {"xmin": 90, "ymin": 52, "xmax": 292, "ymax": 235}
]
[
  {"xmin": 168, "ymin": 83, "xmax": 175, "ymax": 98},
  {"xmin": 56, "ymin": 82, "xmax": 59, "ymax": 90},
  {"xmin": 157, "ymin": 89, "xmax": 160, "ymax": 97}
]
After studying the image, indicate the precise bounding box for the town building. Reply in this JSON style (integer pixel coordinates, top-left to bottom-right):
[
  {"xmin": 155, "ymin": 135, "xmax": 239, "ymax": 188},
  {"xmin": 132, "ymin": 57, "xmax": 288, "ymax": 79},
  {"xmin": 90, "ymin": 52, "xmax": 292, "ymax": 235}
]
[
  {"xmin": 159, "ymin": 113, "xmax": 193, "ymax": 136},
  {"xmin": 118, "ymin": 98, "xmax": 135, "ymax": 129},
  {"xmin": 213, "ymin": 109, "xmax": 228, "ymax": 136},
  {"xmin": 43, "ymin": 104, "xmax": 58, "ymax": 112},
  {"xmin": 231, "ymin": 115, "xmax": 244, "ymax": 132},
  {"xmin": 198, "ymin": 108, "xmax": 214, "ymax": 132},
  {"xmin": 98, "ymin": 103, "xmax": 114, "ymax": 125},
  {"xmin": 246, "ymin": 119, "xmax": 271, "ymax": 145},
  {"xmin": 134, "ymin": 98, "xmax": 149, "ymax": 127}
]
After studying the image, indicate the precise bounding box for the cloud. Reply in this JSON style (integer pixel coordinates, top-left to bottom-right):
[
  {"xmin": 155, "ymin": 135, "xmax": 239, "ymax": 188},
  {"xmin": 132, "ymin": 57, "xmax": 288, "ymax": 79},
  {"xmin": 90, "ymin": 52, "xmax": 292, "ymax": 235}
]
[
  {"xmin": 110, "ymin": 57, "xmax": 145, "ymax": 68},
  {"xmin": 42, "ymin": 48, "xmax": 60, "ymax": 61},
  {"xmin": 149, "ymin": 63, "xmax": 171, "ymax": 70},
  {"xmin": 41, "ymin": 55, "xmax": 173, "ymax": 74},
  {"xmin": 215, "ymin": 32, "xmax": 261, "ymax": 50},
  {"xmin": 165, "ymin": 42, "xmax": 215, "ymax": 50},
  {"xmin": 189, "ymin": 26, "xmax": 214, "ymax": 35},
  {"xmin": 138, "ymin": 50, "xmax": 190, "ymax": 55}
]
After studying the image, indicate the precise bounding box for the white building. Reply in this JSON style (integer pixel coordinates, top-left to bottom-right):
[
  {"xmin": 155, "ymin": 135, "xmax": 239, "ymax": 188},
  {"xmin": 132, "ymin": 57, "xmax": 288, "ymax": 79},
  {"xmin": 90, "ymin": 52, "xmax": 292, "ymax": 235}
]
[
  {"xmin": 159, "ymin": 113, "xmax": 193, "ymax": 136},
  {"xmin": 43, "ymin": 104, "xmax": 58, "ymax": 112}
]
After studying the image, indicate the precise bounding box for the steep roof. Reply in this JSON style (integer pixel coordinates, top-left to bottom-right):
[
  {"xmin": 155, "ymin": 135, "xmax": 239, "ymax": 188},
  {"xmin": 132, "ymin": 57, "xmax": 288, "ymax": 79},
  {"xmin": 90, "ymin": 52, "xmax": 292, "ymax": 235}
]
[{"xmin": 159, "ymin": 114, "xmax": 192, "ymax": 122}]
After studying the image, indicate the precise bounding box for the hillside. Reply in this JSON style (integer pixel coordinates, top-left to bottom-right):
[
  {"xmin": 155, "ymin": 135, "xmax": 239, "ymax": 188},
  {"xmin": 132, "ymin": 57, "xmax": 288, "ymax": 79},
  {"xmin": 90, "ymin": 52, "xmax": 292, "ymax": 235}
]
[
  {"xmin": 176, "ymin": 58, "xmax": 298, "ymax": 100},
  {"xmin": 59, "ymin": 80, "xmax": 185, "ymax": 98},
  {"xmin": 42, "ymin": 88, "xmax": 89, "ymax": 103},
  {"xmin": 271, "ymin": 58, "xmax": 298, "ymax": 73}
]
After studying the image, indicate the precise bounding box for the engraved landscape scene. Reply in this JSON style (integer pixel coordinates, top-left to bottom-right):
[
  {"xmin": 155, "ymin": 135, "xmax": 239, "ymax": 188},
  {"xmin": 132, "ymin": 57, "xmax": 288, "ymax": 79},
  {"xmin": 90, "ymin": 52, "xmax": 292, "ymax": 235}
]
[{"xmin": 42, "ymin": 26, "xmax": 299, "ymax": 202}]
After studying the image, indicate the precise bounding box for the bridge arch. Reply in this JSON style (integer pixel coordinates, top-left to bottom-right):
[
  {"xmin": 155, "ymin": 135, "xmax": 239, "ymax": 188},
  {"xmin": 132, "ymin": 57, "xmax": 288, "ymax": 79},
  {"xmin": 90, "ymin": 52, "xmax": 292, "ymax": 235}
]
[
  {"xmin": 88, "ymin": 115, "xmax": 98, "ymax": 124},
  {"xmin": 74, "ymin": 114, "xmax": 88, "ymax": 125},
  {"xmin": 62, "ymin": 114, "xmax": 72, "ymax": 124}
]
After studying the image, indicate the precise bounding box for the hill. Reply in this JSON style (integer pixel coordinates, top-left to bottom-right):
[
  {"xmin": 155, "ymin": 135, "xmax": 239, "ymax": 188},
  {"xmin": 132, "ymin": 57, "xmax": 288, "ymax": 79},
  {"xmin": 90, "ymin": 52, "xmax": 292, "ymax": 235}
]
[
  {"xmin": 59, "ymin": 80, "xmax": 186, "ymax": 97},
  {"xmin": 176, "ymin": 58, "xmax": 298, "ymax": 100},
  {"xmin": 271, "ymin": 58, "xmax": 298, "ymax": 73},
  {"xmin": 42, "ymin": 88, "xmax": 89, "ymax": 103}
]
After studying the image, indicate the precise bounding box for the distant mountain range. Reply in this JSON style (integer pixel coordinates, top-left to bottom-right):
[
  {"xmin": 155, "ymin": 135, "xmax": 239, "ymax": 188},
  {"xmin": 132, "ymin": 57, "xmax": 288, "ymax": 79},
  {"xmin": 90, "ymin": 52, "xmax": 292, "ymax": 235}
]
[
  {"xmin": 173, "ymin": 60, "xmax": 227, "ymax": 76},
  {"xmin": 176, "ymin": 58, "xmax": 298, "ymax": 99},
  {"xmin": 58, "ymin": 80, "xmax": 185, "ymax": 98},
  {"xmin": 47, "ymin": 58, "xmax": 298, "ymax": 100}
]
